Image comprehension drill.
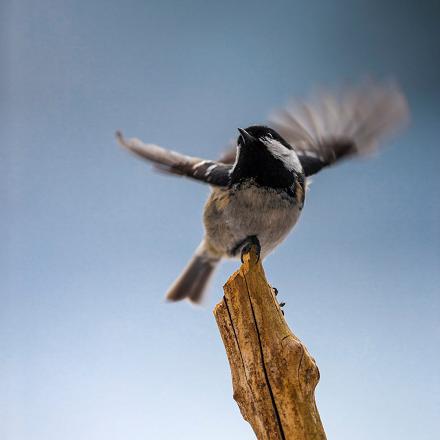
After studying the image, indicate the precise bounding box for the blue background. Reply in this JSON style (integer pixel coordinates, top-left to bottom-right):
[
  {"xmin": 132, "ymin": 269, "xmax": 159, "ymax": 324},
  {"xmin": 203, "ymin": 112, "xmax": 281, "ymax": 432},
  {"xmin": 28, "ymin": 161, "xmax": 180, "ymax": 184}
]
[{"xmin": 2, "ymin": 1, "xmax": 439, "ymax": 439}]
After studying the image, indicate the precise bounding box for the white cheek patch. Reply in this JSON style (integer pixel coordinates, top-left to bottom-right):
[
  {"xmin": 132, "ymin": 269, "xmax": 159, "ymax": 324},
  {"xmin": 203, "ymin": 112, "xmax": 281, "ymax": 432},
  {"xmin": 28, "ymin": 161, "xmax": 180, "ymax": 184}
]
[{"xmin": 261, "ymin": 137, "xmax": 303, "ymax": 173}]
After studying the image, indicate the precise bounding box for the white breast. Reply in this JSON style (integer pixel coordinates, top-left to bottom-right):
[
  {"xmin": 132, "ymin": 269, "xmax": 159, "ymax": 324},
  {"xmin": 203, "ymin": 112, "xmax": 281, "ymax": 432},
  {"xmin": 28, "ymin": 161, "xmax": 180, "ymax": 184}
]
[{"xmin": 204, "ymin": 183, "xmax": 301, "ymax": 259}]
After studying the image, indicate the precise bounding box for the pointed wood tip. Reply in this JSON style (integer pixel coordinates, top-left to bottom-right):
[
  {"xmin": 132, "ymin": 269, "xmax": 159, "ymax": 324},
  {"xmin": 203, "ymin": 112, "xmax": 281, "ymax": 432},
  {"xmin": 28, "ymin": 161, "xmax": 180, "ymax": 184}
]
[{"xmin": 241, "ymin": 244, "xmax": 260, "ymax": 268}]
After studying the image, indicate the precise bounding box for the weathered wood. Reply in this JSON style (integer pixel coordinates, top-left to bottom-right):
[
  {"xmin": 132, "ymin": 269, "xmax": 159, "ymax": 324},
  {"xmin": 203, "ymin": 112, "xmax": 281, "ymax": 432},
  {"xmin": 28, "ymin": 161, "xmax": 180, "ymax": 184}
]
[{"xmin": 214, "ymin": 247, "xmax": 326, "ymax": 440}]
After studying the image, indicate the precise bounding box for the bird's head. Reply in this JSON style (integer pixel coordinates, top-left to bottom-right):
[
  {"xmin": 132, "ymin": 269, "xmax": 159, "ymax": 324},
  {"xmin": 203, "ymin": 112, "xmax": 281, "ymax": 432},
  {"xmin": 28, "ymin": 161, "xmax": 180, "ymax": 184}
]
[
  {"xmin": 238, "ymin": 126, "xmax": 286, "ymax": 147},
  {"xmin": 236, "ymin": 126, "xmax": 303, "ymax": 175}
]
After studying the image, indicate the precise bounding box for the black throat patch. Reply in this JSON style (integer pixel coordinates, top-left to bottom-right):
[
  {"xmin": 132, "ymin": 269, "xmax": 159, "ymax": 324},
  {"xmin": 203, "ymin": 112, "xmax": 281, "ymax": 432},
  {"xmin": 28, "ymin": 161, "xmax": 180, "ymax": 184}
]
[{"xmin": 229, "ymin": 144, "xmax": 297, "ymax": 190}]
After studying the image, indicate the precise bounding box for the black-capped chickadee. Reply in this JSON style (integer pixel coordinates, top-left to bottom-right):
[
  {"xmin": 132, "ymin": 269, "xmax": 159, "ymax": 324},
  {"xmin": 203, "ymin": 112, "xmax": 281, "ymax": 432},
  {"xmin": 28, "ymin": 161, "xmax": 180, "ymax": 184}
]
[{"xmin": 117, "ymin": 82, "xmax": 408, "ymax": 303}]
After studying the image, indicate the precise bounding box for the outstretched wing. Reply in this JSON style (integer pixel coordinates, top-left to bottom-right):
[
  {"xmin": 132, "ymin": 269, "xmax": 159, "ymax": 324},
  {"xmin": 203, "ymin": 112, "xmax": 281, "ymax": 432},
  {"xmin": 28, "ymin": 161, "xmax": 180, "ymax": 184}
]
[
  {"xmin": 116, "ymin": 131, "xmax": 231, "ymax": 186},
  {"xmin": 269, "ymin": 81, "xmax": 409, "ymax": 176}
]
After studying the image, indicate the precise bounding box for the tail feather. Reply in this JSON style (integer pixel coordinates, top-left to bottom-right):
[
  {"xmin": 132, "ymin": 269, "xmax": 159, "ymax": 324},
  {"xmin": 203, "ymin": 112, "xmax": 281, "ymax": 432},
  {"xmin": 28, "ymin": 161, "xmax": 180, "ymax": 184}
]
[{"xmin": 165, "ymin": 244, "xmax": 219, "ymax": 304}]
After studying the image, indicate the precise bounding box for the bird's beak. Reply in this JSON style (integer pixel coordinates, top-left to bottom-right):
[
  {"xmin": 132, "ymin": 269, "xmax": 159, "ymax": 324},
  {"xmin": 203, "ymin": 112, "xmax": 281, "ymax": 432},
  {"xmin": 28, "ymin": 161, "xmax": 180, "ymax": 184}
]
[{"xmin": 238, "ymin": 128, "xmax": 255, "ymax": 145}]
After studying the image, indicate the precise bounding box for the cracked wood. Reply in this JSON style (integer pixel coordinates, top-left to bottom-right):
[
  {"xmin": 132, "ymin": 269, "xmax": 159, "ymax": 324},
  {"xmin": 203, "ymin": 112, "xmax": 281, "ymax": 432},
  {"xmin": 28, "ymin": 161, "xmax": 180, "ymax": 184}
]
[{"xmin": 214, "ymin": 248, "xmax": 327, "ymax": 440}]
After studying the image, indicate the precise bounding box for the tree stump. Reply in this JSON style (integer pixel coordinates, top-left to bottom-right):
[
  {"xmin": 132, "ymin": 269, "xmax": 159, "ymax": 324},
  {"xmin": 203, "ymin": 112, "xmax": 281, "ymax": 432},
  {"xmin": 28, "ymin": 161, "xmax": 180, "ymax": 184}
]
[{"xmin": 213, "ymin": 247, "xmax": 326, "ymax": 440}]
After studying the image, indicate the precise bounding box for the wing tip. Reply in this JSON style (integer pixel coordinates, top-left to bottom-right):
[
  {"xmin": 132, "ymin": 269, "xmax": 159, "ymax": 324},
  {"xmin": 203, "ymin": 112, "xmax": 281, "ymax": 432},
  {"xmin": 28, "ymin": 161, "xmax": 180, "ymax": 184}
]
[{"xmin": 115, "ymin": 130, "xmax": 129, "ymax": 149}]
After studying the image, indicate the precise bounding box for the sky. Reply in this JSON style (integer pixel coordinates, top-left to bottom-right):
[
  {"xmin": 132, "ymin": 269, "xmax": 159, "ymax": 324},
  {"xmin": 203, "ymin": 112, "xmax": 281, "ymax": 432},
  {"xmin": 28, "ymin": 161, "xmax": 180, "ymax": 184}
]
[{"xmin": 1, "ymin": 0, "xmax": 439, "ymax": 439}]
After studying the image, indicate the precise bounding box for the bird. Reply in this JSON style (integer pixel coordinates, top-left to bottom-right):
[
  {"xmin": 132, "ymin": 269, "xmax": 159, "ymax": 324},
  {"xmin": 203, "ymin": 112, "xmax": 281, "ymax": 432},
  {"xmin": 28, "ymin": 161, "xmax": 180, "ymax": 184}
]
[{"xmin": 116, "ymin": 81, "xmax": 409, "ymax": 304}]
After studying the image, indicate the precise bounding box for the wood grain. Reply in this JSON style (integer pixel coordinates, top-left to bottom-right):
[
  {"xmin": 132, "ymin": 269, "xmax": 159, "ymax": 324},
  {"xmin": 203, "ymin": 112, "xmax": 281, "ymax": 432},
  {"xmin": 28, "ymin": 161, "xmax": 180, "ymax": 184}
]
[{"xmin": 214, "ymin": 247, "xmax": 326, "ymax": 440}]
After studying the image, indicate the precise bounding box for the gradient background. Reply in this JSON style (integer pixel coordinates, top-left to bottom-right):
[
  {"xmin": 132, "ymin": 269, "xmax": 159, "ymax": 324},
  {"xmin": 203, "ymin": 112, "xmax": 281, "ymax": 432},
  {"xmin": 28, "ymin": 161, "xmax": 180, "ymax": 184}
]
[{"xmin": 2, "ymin": 1, "xmax": 439, "ymax": 439}]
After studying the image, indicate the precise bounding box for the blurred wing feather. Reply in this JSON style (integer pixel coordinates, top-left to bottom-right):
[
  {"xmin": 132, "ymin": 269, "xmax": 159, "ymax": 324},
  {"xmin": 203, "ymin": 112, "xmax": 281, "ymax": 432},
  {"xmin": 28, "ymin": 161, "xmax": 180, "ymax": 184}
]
[{"xmin": 270, "ymin": 81, "xmax": 409, "ymax": 176}]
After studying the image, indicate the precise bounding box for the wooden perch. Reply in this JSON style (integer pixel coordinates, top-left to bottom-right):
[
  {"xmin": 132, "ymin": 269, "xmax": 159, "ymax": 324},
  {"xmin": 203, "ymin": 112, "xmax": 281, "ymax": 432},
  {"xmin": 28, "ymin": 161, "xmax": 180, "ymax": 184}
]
[{"xmin": 214, "ymin": 247, "xmax": 326, "ymax": 440}]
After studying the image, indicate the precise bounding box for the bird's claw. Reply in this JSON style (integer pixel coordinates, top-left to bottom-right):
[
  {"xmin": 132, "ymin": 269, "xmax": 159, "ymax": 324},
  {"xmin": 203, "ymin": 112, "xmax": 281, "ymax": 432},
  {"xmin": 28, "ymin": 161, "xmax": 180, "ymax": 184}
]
[{"xmin": 240, "ymin": 235, "xmax": 261, "ymax": 263}]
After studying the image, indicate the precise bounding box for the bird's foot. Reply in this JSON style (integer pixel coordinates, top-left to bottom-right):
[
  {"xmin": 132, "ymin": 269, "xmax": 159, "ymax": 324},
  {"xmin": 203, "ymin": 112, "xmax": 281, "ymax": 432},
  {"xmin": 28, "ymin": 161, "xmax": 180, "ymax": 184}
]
[{"xmin": 240, "ymin": 235, "xmax": 261, "ymax": 264}]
